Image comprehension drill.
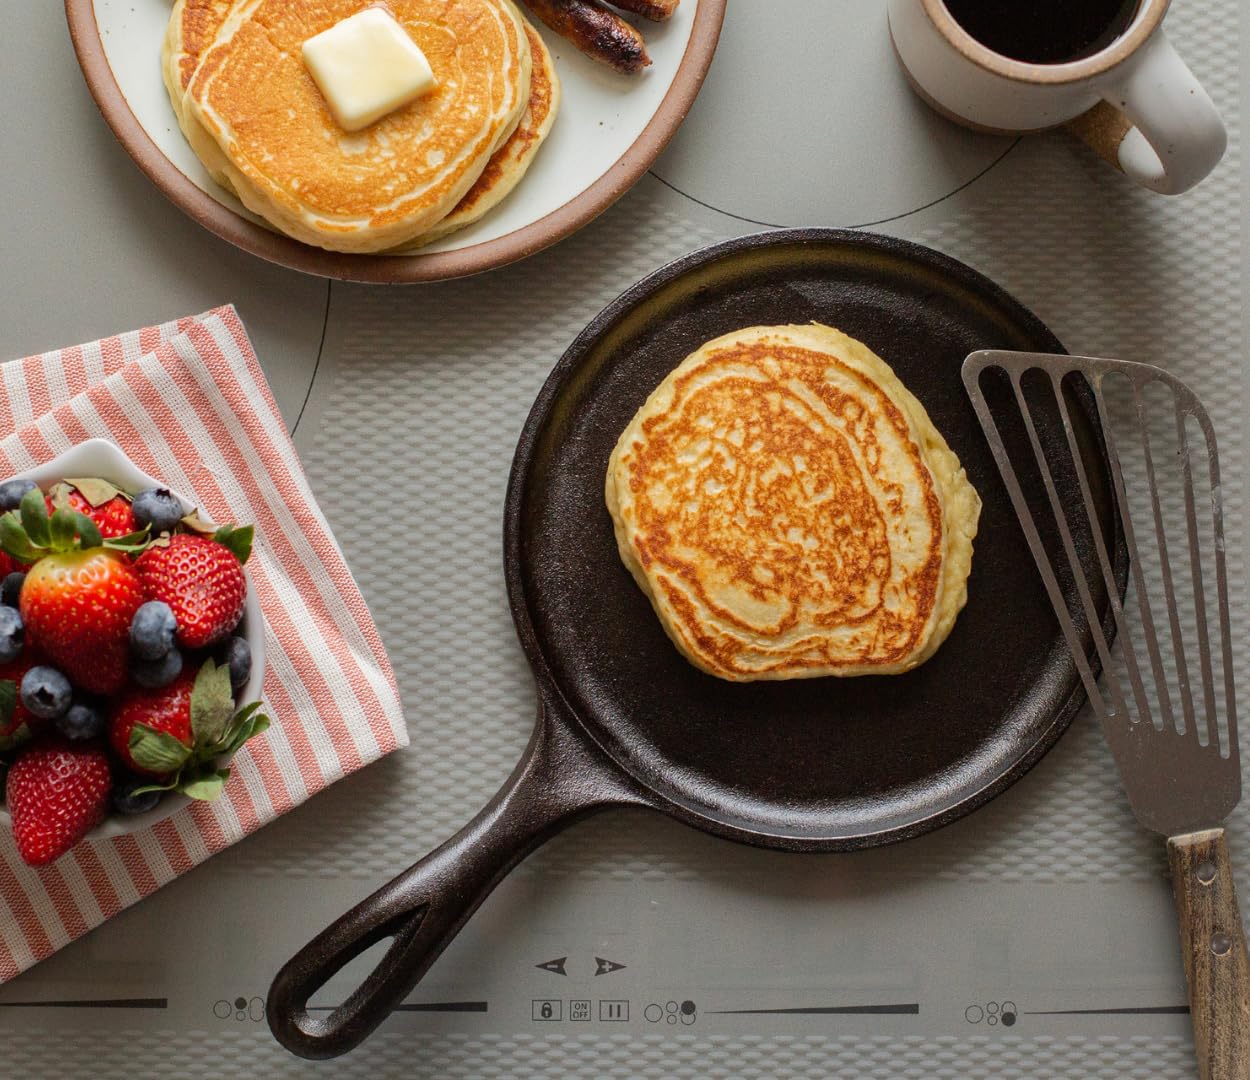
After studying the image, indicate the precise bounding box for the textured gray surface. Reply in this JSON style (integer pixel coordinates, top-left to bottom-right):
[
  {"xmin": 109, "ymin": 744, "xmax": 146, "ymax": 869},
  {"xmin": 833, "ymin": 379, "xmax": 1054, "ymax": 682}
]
[
  {"xmin": 0, "ymin": 4, "xmax": 327, "ymax": 426},
  {"xmin": 0, "ymin": 1031, "xmax": 1204, "ymax": 1080},
  {"xmin": 0, "ymin": 0, "xmax": 1243, "ymax": 1077}
]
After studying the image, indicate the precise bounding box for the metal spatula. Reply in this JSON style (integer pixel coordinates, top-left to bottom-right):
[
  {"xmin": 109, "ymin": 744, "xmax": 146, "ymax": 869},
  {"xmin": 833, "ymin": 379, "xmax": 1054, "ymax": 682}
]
[{"xmin": 963, "ymin": 350, "xmax": 1250, "ymax": 1080}]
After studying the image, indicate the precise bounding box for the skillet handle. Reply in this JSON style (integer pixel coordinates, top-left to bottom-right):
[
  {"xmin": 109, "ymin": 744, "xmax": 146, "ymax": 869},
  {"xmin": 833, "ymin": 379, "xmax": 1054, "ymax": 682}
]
[{"xmin": 266, "ymin": 703, "xmax": 653, "ymax": 1059}]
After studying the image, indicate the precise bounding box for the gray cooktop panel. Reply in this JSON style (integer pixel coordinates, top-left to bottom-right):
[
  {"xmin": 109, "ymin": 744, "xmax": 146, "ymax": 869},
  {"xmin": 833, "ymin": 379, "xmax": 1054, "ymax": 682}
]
[{"xmin": 0, "ymin": 1, "xmax": 1243, "ymax": 1077}]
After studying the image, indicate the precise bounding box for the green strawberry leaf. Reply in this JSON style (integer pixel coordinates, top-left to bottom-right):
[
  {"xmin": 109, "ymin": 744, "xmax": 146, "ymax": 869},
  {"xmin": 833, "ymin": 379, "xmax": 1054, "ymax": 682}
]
[
  {"xmin": 213, "ymin": 524, "xmax": 254, "ymax": 564},
  {"xmin": 129, "ymin": 723, "xmax": 193, "ymax": 775},
  {"xmin": 62, "ymin": 477, "xmax": 124, "ymax": 507},
  {"xmin": 0, "ymin": 679, "xmax": 15, "ymax": 729},
  {"xmin": 128, "ymin": 777, "xmax": 180, "ymax": 798},
  {"xmin": 49, "ymin": 507, "xmax": 79, "ymax": 550},
  {"xmin": 179, "ymin": 769, "xmax": 230, "ymax": 802},
  {"xmin": 71, "ymin": 511, "xmax": 102, "ymax": 551},
  {"xmin": 205, "ymin": 699, "xmax": 262, "ymax": 750},
  {"xmin": 230, "ymin": 700, "xmax": 264, "ymax": 726},
  {"xmin": 0, "ymin": 725, "xmax": 31, "ymax": 754},
  {"xmin": 221, "ymin": 711, "xmax": 270, "ymax": 757},
  {"xmin": 103, "ymin": 526, "xmax": 153, "ymax": 554},
  {"xmin": 191, "ymin": 659, "xmax": 235, "ymax": 748},
  {"xmin": 0, "ymin": 513, "xmax": 42, "ymax": 563},
  {"xmin": 19, "ymin": 488, "xmax": 50, "ymax": 548}
]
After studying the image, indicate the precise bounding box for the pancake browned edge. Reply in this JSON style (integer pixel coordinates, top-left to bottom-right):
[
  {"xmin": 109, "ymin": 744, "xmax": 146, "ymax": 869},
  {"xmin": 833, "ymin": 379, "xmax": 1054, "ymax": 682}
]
[
  {"xmin": 606, "ymin": 323, "xmax": 982, "ymax": 682},
  {"xmin": 164, "ymin": 1, "xmax": 558, "ymax": 248},
  {"xmin": 390, "ymin": 21, "xmax": 561, "ymax": 250},
  {"xmin": 173, "ymin": 0, "xmax": 532, "ymax": 253},
  {"xmin": 163, "ymin": 0, "xmax": 239, "ymax": 193}
]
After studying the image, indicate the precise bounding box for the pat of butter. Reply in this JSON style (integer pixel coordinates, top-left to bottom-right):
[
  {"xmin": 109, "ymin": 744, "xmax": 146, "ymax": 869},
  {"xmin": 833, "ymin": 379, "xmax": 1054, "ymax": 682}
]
[{"xmin": 302, "ymin": 8, "xmax": 437, "ymax": 133}]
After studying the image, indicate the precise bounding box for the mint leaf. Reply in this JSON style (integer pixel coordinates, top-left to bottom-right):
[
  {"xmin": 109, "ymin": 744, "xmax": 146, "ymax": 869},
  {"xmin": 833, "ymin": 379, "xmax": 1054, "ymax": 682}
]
[
  {"xmin": 213, "ymin": 524, "xmax": 254, "ymax": 564},
  {"xmin": 71, "ymin": 512, "xmax": 102, "ymax": 550},
  {"xmin": 19, "ymin": 488, "xmax": 49, "ymax": 548},
  {"xmin": 191, "ymin": 660, "xmax": 234, "ymax": 748},
  {"xmin": 49, "ymin": 507, "xmax": 78, "ymax": 550},
  {"xmin": 129, "ymin": 724, "xmax": 192, "ymax": 775},
  {"xmin": 0, "ymin": 680, "xmax": 15, "ymax": 729},
  {"xmin": 180, "ymin": 770, "xmax": 229, "ymax": 801},
  {"xmin": 63, "ymin": 477, "xmax": 123, "ymax": 507}
]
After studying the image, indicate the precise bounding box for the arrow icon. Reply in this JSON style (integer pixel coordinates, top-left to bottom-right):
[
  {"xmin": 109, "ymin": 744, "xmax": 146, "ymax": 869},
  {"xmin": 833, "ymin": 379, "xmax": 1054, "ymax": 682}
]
[
  {"xmin": 595, "ymin": 958, "xmax": 627, "ymax": 976},
  {"xmin": 536, "ymin": 957, "xmax": 567, "ymax": 976}
]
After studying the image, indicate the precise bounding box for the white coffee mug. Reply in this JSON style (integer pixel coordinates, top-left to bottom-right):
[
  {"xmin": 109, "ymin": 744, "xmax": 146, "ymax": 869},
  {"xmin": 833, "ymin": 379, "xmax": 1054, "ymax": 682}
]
[{"xmin": 888, "ymin": 0, "xmax": 1226, "ymax": 195}]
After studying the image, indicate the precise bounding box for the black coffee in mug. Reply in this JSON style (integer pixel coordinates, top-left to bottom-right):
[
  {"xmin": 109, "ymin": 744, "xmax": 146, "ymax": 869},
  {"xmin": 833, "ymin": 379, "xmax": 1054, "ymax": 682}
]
[{"xmin": 942, "ymin": 0, "xmax": 1142, "ymax": 64}]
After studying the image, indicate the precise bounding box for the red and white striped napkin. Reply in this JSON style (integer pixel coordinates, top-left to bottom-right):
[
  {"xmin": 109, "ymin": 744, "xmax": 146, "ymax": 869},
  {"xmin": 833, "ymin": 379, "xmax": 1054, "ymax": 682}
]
[{"xmin": 0, "ymin": 306, "xmax": 407, "ymax": 980}]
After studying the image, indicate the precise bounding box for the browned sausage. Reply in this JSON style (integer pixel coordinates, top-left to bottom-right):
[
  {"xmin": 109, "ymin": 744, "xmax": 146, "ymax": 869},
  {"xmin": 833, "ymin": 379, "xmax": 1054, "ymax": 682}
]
[
  {"xmin": 606, "ymin": 0, "xmax": 678, "ymax": 22},
  {"xmin": 523, "ymin": 0, "xmax": 652, "ymax": 74}
]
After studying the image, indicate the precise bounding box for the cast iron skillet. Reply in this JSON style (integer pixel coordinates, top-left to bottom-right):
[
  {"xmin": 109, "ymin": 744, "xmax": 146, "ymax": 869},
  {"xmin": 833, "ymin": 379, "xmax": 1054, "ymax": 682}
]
[{"xmin": 268, "ymin": 229, "xmax": 1125, "ymax": 1058}]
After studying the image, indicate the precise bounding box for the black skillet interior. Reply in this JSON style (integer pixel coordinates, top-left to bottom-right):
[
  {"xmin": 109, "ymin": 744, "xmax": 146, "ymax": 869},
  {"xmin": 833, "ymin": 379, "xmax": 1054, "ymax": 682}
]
[{"xmin": 512, "ymin": 229, "xmax": 1122, "ymax": 849}]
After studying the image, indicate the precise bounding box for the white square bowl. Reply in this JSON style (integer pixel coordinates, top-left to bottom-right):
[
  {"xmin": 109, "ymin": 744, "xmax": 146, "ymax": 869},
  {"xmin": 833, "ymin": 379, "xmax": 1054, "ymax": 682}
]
[{"xmin": 0, "ymin": 438, "xmax": 266, "ymax": 839}]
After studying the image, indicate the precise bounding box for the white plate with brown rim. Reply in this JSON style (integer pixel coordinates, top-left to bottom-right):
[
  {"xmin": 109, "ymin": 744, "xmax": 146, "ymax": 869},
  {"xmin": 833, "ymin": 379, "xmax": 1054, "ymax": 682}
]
[{"xmin": 65, "ymin": 0, "xmax": 726, "ymax": 283}]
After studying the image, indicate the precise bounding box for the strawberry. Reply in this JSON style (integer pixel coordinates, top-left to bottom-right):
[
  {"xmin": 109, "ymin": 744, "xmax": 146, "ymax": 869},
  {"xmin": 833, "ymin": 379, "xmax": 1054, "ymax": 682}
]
[
  {"xmin": 135, "ymin": 534, "xmax": 247, "ymax": 649},
  {"xmin": 20, "ymin": 549, "xmax": 144, "ymax": 694},
  {"xmin": 0, "ymin": 551, "xmax": 20, "ymax": 578},
  {"xmin": 47, "ymin": 489, "xmax": 137, "ymax": 540},
  {"xmin": 109, "ymin": 670, "xmax": 195, "ymax": 777},
  {"xmin": 0, "ymin": 489, "xmax": 146, "ymax": 695},
  {"xmin": 6, "ymin": 740, "xmax": 111, "ymax": 866},
  {"xmin": 108, "ymin": 661, "xmax": 269, "ymax": 797}
]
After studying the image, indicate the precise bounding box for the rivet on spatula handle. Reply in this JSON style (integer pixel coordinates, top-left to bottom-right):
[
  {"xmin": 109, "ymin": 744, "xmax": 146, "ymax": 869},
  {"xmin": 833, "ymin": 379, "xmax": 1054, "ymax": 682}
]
[{"xmin": 1167, "ymin": 828, "xmax": 1250, "ymax": 1080}]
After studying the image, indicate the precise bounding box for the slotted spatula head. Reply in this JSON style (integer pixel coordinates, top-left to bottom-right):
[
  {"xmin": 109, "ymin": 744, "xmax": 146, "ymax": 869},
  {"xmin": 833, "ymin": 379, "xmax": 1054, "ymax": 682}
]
[{"xmin": 962, "ymin": 350, "xmax": 1240, "ymax": 837}]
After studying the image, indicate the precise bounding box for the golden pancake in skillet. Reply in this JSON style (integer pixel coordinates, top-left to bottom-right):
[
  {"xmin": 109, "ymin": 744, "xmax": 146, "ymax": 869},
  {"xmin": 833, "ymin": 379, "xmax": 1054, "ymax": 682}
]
[
  {"xmin": 606, "ymin": 324, "xmax": 981, "ymax": 682},
  {"xmin": 178, "ymin": 0, "xmax": 532, "ymax": 252}
]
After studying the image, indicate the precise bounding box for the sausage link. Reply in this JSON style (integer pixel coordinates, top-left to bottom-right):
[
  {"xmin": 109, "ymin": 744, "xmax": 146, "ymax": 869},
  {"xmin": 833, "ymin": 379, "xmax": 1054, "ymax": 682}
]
[
  {"xmin": 523, "ymin": 0, "xmax": 652, "ymax": 74},
  {"xmin": 606, "ymin": 0, "xmax": 678, "ymax": 22}
]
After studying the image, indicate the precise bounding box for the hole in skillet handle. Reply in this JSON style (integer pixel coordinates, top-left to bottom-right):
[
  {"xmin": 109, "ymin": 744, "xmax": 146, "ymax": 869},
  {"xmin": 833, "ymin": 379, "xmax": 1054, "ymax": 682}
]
[
  {"xmin": 266, "ymin": 705, "xmax": 657, "ymax": 1059},
  {"xmin": 267, "ymin": 882, "xmax": 436, "ymax": 1059}
]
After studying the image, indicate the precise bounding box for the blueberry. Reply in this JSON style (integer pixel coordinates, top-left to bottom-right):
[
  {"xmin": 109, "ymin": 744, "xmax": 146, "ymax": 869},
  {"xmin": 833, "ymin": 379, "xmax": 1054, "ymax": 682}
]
[
  {"xmin": 112, "ymin": 779, "xmax": 162, "ymax": 816},
  {"xmin": 0, "ymin": 479, "xmax": 37, "ymax": 513},
  {"xmin": 224, "ymin": 636, "xmax": 251, "ymax": 692},
  {"xmin": 56, "ymin": 699, "xmax": 105, "ymax": 741},
  {"xmin": 132, "ymin": 648, "xmax": 183, "ymax": 688},
  {"xmin": 0, "ymin": 607, "xmax": 22, "ymax": 663},
  {"xmin": 131, "ymin": 487, "xmax": 184, "ymax": 535},
  {"xmin": 1, "ymin": 572, "xmax": 25, "ymax": 609},
  {"xmin": 20, "ymin": 666, "xmax": 72, "ymax": 719},
  {"xmin": 130, "ymin": 601, "xmax": 177, "ymax": 660}
]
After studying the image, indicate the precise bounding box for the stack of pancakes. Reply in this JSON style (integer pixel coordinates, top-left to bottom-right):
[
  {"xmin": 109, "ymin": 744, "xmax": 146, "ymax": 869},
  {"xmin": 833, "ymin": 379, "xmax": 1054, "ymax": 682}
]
[
  {"xmin": 163, "ymin": 0, "xmax": 560, "ymax": 253},
  {"xmin": 607, "ymin": 324, "xmax": 982, "ymax": 682}
]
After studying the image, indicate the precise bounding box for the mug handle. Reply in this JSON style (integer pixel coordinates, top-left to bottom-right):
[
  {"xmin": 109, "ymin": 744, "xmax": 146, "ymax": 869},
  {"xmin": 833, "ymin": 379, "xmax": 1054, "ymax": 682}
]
[{"xmin": 1069, "ymin": 30, "xmax": 1225, "ymax": 195}]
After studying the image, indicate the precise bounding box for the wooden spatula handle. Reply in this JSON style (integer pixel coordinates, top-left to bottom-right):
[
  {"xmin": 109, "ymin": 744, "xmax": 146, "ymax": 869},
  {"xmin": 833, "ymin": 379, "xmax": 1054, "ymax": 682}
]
[{"xmin": 1168, "ymin": 828, "xmax": 1250, "ymax": 1079}]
